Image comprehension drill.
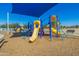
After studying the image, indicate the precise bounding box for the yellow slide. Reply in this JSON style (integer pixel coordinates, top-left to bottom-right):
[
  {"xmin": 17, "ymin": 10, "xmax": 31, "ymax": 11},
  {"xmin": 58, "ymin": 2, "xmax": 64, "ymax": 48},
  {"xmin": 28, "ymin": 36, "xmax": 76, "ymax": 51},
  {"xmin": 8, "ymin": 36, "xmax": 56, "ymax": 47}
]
[
  {"xmin": 52, "ymin": 28, "xmax": 60, "ymax": 35},
  {"xmin": 29, "ymin": 20, "xmax": 40, "ymax": 42}
]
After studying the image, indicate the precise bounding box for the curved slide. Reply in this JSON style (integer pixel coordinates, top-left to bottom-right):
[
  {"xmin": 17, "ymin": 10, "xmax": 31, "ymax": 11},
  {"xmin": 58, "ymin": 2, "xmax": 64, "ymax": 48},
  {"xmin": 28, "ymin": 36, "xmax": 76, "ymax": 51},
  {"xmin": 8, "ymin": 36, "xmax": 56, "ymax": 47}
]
[
  {"xmin": 29, "ymin": 20, "xmax": 40, "ymax": 42},
  {"xmin": 52, "ymin": 28, "xmax": 60, "ymax": 35},
  {"xmin": 29, "ymin": 28, "xmax": 39, "ymax": 42}
]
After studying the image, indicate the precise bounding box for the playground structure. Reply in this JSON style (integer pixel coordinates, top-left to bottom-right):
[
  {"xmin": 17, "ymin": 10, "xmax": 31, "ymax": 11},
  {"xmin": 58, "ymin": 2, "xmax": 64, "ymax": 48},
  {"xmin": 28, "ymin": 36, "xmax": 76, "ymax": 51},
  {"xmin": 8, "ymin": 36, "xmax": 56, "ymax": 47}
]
[
  {"xmin": 29, "ymin": 20, "xmax": 40, "ymax": 42},
  {"xmin": 11, "ymin": 22, "xmax": 34, "ymax": 37},
  {"xmin": 10, "ymin": 15, "xmax": 63, "ymax": 42},
  {"xmin": 10, "ymin": 24, "xmax": 27, "ymax": 37},
  {"xmin": 15, "ymin": 24, "xmax": 25, "ymax": 33},
  {"xmin": 49, "ymin": 15, "xmax": 61, "ymax": 40},
  {"xmin": 29, "ymin": 15, "xmax": 62, "ymax": 42},
  {"xmin": 10, "ymin": 15, "xmax": 62, "ymax": 42}
]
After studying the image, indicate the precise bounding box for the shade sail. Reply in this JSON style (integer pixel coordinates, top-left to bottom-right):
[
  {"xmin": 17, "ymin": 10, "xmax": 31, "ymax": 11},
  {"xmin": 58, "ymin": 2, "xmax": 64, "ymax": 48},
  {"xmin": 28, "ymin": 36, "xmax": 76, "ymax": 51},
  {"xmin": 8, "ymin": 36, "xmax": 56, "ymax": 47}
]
[
  {"xmin": 0, "ymin": 3, "xmax": 12, "ymax": 12},
  {"xmin": 12, "ymin": 3, "xmax": 57, "ymax": 17}
]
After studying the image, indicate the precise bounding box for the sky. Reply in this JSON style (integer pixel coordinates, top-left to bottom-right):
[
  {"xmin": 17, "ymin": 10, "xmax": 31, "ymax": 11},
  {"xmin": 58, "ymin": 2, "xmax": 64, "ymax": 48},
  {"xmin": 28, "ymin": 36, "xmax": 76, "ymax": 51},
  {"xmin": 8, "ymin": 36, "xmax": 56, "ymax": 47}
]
[
  {"xmin": 0, "ymin": 3, "xmax": 79, "ymax": 26},
  {"xmin": 52, "ymin": 3, "xmax": 79, "ymax": 26}
]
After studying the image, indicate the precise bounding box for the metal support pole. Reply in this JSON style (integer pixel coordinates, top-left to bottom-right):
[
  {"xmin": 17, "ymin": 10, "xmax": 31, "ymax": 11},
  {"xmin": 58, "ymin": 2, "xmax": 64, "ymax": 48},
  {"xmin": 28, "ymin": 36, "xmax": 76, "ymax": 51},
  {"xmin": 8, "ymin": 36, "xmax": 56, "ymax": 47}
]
[
  {"xmin": 7, "ymin": 12, "xmax": 9, "ymax": 32},
  {"xmin": 49, "ymin": 16, "xmax": 52, "ymax": 41},
  {"xmin": 56, "ymin": 16, "xmax": 59, "ymax": 38}
]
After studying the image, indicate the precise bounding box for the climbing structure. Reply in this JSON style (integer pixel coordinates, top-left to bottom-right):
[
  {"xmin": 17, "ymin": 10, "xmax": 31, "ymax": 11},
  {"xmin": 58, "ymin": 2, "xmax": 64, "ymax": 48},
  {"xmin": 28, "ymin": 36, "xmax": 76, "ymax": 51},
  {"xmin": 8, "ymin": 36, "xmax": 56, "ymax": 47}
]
[{"xmin": 49, "ymin": 15, "xmax": 61, "ymax": 40}]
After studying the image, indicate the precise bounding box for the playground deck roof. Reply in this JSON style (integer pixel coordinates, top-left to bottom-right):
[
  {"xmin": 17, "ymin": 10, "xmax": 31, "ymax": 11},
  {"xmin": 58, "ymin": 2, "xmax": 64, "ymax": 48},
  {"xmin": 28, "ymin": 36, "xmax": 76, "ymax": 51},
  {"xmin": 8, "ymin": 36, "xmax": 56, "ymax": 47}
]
[{"xmin": 12, "ymin": 3, "xmax": 57, "ymax": 17}]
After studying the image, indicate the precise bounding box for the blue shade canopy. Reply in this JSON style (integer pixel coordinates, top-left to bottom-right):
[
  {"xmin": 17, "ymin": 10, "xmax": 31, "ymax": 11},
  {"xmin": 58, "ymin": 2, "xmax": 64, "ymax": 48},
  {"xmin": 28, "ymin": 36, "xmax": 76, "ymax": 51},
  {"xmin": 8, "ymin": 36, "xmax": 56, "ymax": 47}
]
[
  {"xmin": 0, "ymin": 3, "xmax": 12, "ymax": 12},
  {"xmin": 12, "ymin": 3, "xmax": 57, "ymax": 17},
  {"xmin": 0, "ymin": 3, "xmax": 12, "ymax": 24}
]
